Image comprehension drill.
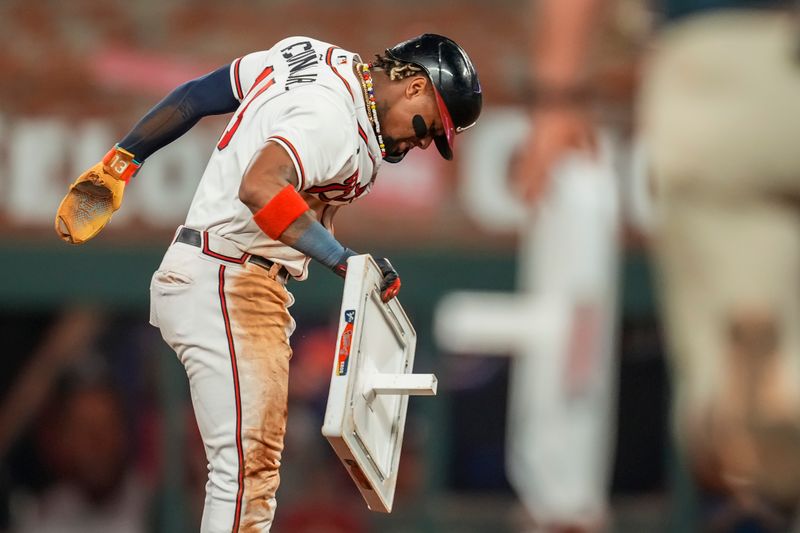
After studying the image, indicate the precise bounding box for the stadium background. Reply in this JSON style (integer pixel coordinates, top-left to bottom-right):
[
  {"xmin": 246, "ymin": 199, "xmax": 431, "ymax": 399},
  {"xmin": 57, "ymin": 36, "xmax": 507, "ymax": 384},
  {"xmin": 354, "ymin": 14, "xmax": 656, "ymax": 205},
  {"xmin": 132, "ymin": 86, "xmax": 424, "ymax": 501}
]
[{"xmin": 0, "ymin": 1, "xmax": 676, "ymax": 531}]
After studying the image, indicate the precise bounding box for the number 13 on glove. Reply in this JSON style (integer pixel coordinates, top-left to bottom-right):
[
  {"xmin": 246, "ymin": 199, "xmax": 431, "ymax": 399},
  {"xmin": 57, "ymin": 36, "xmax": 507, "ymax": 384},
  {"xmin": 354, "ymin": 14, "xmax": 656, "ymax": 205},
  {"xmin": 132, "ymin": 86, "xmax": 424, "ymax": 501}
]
[{"xmin": 54, "ymin": 145, "xmax": 141, "ymax": 244}]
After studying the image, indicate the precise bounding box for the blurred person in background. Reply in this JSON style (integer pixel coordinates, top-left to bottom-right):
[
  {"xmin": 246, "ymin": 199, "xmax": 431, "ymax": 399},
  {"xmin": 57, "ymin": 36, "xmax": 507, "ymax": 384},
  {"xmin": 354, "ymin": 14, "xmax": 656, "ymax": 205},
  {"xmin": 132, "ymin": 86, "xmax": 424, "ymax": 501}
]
[
  {"xmin": 519, "ymin": 0, "xmax": 800, "ymax": 530},
  {"xmin": 0, "ymin": 311, "xmax": 151, "ymax": 533},
  {"xmin": 12, "ymin": 379, "xmax": 149, "ymax": 533}
]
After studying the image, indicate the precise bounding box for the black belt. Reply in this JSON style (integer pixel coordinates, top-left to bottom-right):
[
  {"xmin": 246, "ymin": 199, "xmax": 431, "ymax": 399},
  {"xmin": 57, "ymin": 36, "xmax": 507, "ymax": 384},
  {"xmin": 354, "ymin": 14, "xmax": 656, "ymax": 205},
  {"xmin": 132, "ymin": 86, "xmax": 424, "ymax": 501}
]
[{"xmin": 174, "ymin": 227, "xmax": 289, "ymax": 284}]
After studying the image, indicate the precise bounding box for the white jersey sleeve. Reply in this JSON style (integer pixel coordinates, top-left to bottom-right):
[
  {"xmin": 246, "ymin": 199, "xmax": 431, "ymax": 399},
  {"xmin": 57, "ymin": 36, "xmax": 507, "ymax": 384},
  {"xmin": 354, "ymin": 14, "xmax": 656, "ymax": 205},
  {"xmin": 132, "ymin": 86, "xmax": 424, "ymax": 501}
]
[
  {"xmin": 260, "ymin": 88, "xmax": 358, "ymax": 191},
  {"xmin": 229, "ymin": 51, "xmax": 272, "ymax": 101}
]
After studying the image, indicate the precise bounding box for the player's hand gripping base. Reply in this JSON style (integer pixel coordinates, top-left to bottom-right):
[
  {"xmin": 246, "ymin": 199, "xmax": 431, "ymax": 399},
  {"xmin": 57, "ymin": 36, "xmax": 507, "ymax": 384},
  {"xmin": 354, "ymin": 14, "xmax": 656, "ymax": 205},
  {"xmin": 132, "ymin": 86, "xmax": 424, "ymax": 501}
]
[
  {"xmin": 374, "ymin": 257, "xmax": 401, "ymax": 303},
  {"xmin": 331, "ymin": 253, "xmax": 401, "ymax": 303},
  {"xmin": 54, "ymin": 146, "xmax": 140, "ymax": 245}
]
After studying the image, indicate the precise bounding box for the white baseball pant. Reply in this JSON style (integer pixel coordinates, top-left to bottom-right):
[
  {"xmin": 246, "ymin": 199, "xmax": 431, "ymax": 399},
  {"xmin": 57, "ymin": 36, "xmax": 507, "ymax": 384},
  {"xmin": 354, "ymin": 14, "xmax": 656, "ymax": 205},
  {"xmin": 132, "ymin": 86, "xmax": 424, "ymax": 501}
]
[{"xmin": 150, "ymin": 228, "xmax": 296, "ymax": 532}]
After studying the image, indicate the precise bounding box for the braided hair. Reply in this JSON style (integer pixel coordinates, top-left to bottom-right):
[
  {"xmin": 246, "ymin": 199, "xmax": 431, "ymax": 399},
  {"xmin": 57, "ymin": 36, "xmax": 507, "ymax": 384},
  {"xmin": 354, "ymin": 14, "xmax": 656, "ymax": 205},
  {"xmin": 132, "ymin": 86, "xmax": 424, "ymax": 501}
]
[{"xmin": 372, "ymin": 53, "xmax": 424, "ymax": 81}]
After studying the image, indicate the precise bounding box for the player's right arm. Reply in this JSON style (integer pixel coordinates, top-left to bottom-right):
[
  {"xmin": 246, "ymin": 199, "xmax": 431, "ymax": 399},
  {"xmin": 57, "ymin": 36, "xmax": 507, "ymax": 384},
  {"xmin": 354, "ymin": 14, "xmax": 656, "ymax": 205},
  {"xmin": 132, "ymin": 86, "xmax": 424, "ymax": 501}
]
[
  {"xmin": 239, "ymin": 142, "xmax": 400, "ymax": 302},
  {"xmin": 239, "ymin": 142, "xmax": 352, "ymax": 273}
]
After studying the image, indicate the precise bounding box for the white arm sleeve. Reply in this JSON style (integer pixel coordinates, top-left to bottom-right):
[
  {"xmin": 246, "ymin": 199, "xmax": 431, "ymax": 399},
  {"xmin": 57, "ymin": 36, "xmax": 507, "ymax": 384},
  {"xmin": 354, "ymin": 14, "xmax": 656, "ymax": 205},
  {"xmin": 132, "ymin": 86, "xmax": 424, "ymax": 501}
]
[{"xmin": 230, "ymin": 51, "xmax": 272, "ymax": 101}]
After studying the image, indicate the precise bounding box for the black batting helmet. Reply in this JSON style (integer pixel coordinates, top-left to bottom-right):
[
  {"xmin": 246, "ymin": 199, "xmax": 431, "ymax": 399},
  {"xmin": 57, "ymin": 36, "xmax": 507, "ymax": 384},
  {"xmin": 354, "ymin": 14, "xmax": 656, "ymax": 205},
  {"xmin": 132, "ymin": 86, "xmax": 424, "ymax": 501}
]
[{"xmin": 385, "ymin": 33, "xmax": 482, "ymax": 160}]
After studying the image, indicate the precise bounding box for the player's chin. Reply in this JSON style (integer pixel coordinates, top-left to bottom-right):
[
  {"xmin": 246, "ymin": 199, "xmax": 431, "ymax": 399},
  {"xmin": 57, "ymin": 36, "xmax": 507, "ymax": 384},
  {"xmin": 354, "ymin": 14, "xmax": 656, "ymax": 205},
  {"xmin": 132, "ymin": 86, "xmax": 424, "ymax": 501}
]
[
  {"xmin": 383, "ymin": 148, "xmax": 409, "ymax": 164},
  {"xmin": 382, "ymin": 137, "xmax": 409, "ymax": 164}
]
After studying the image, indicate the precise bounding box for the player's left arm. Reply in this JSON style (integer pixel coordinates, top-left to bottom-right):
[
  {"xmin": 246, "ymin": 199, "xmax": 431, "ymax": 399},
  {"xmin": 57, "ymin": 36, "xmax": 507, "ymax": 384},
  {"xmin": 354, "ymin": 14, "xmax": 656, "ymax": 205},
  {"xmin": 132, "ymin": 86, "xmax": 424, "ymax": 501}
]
[
  {"xmin": 55, "ymin": 64, "xmax": 241, "ymax": 244},
  {"xmin": 118, "ymin": 64, "xmax": 240, "ymax": 161},
  {"xmin": 239, "ymin": 142, "xmax": 400, "ymax": 302}
]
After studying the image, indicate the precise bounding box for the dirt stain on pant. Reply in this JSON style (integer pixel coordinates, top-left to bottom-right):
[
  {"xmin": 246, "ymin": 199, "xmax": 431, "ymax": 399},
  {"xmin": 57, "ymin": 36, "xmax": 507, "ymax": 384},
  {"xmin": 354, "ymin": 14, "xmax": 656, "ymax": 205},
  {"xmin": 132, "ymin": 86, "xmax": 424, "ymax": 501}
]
[{"xmin": 226, "ymin": 265, "xmax": 293, "ymax": 532}]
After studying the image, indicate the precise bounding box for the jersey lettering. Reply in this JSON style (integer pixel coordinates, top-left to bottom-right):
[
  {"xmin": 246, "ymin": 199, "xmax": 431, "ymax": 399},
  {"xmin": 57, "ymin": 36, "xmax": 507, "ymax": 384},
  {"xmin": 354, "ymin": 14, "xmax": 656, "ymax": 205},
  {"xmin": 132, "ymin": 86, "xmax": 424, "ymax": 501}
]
[
  {"xmin": 306, "ymin": 170, "xmax": 373, "ymax": 203},
  {"xmin": 282, "ymin": 40, "xmax": 319, "ymax": 88},
  {"xmin": 281, "ymin": 40, "xmax": 312, "ymax": 58}
]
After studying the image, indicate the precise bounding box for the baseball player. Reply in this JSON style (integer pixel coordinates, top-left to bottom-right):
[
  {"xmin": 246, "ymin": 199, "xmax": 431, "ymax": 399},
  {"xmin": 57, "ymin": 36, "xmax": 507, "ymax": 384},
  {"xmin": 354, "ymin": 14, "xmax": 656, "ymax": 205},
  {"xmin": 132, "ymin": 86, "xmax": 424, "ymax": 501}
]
[{"xmin": 54, "ymin": 34, "xmax": 481, "ymax": 532}]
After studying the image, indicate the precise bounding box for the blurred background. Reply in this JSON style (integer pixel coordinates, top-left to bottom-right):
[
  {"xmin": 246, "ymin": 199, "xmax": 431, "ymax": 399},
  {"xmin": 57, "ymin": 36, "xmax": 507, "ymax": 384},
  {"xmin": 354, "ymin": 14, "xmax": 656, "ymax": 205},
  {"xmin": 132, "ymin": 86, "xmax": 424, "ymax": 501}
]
[{"xmin": 0, "ymin": 0, "xmax": 681, "ymax": 532}]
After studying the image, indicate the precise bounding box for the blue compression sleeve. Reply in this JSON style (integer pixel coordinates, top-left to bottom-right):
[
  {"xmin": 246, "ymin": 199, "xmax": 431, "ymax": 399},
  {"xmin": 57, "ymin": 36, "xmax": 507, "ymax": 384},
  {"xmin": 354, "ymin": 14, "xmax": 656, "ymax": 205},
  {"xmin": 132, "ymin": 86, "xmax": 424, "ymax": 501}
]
[
  {"xmin": 118, "ymin": 64, "xmax": 239, "ymax": 161},
  {"xmin": 292, "ymin": 220, "xmax": 356, "ymax": 275}
]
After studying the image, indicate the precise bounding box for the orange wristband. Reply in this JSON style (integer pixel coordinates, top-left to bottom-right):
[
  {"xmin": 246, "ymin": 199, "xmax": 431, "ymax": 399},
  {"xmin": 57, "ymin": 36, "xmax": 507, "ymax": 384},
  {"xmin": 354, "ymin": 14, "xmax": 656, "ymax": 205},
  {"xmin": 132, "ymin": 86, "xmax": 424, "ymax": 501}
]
[
  {"xmin": 253, "ymin": 184, "xmax": 310, "ymax": 240},
  {"xmin": 102, "ymin": 145, "xmax": 141, "ymax": 183}
]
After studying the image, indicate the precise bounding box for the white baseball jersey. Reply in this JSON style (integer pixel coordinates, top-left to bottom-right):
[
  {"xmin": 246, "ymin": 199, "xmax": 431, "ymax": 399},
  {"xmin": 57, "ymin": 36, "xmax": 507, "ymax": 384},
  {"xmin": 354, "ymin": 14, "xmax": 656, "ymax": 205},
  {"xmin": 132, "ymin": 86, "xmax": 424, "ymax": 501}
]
[{"xmin": 184, "ymin": 36, "xmax": 383, "ymax": 280}]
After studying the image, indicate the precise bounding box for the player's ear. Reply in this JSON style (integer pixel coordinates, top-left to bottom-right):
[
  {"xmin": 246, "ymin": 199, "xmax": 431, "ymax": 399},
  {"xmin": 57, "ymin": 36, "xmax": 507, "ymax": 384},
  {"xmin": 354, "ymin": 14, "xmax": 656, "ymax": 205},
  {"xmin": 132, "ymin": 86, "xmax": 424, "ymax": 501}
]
[{"xmin": 405, "ymin": 76, "xmax": 428, "ymax": 99}]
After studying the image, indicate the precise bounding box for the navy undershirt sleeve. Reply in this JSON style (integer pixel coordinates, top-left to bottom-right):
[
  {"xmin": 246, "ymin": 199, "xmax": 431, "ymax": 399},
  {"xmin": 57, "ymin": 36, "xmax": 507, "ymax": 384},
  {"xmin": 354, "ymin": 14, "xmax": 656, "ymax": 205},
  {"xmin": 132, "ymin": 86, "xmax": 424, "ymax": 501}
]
[
  {"xmin": 118, "ymin": 64, "xmax": 240, "ymax": 161},
  {"xmin": 291, "ymin": 220, "xmax": 356, "ymax": 272}
]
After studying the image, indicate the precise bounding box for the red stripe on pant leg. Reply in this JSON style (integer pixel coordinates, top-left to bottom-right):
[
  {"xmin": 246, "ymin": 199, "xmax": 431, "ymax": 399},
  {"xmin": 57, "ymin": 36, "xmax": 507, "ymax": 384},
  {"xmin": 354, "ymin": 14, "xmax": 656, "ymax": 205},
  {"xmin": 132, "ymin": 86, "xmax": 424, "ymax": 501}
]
[{"xmin": 218, "ymin": 265, "xmax": 245, "ymax": 532}]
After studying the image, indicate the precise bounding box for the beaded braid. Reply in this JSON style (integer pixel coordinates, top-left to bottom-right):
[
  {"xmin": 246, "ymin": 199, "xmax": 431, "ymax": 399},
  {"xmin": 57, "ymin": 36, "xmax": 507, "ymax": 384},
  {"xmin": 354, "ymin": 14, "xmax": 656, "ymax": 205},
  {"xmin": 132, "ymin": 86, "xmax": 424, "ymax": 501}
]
[{"xmin": 372, "ymin": 53, "xmax": 423, "ymax": 81}]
